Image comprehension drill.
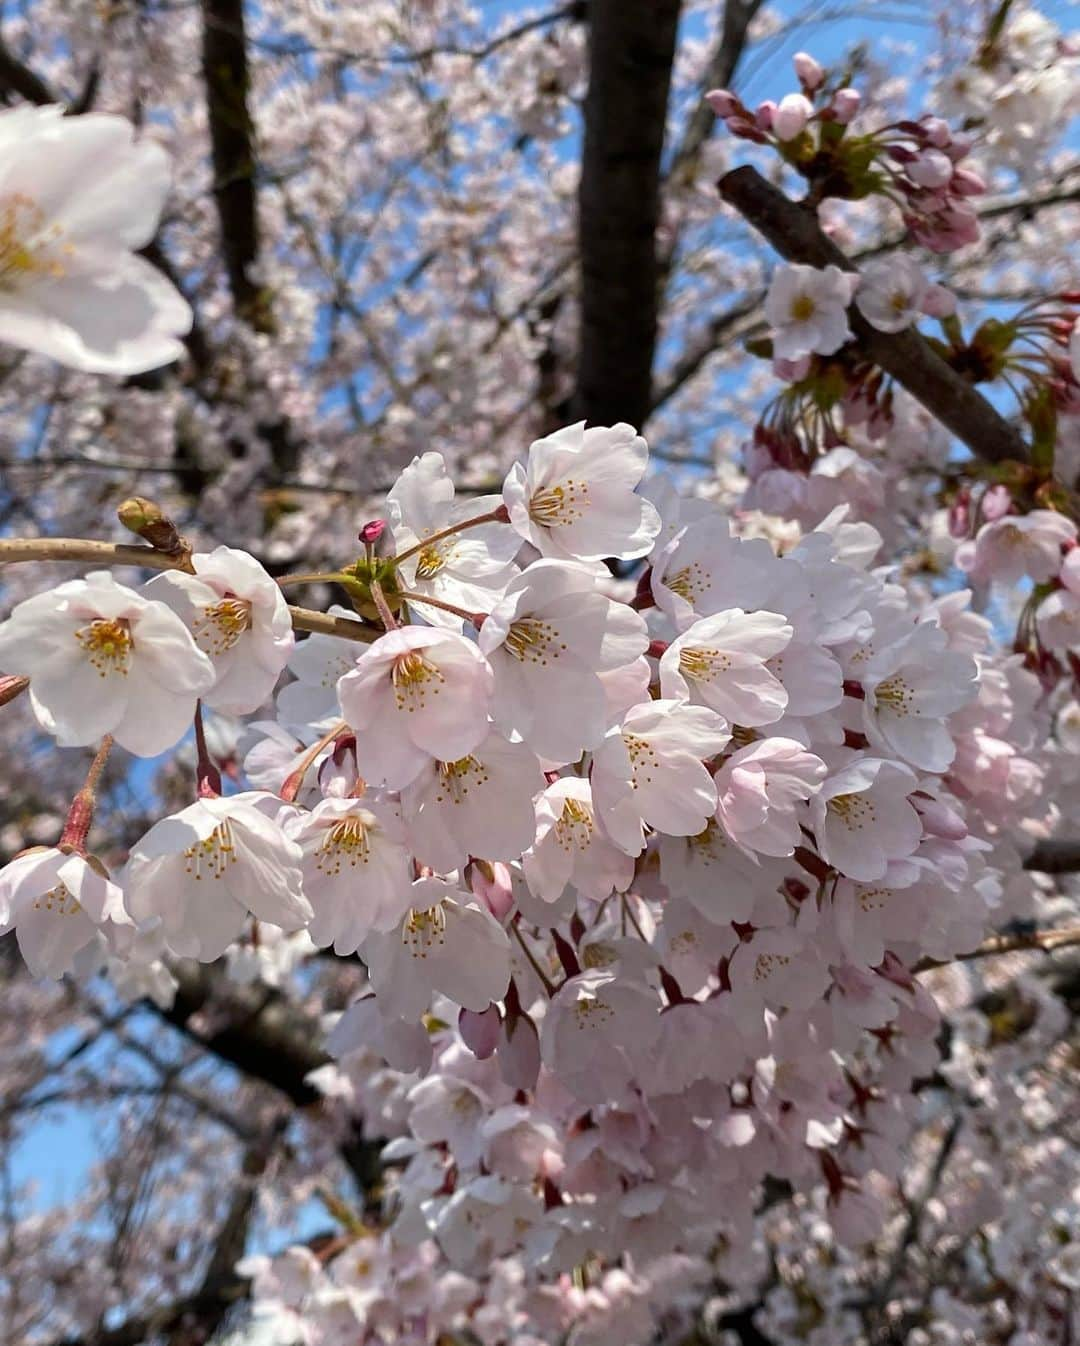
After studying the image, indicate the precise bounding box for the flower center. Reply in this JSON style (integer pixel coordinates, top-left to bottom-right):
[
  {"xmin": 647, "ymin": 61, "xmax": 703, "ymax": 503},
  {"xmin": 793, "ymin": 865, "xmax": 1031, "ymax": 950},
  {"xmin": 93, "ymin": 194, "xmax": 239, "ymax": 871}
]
[
  {"xmin": 0, "ymin": 194, "xmax": 65, "ymax": 290},
  {"xmin": 392, "ymin": 650, "xmax": 445, "ymax": 710},
  {"xmin": 874, "ymin": 673, "xmax": 917, "ymax": 716},
  {"xmin": 316, "ymin": 814, "xmax": 373, "ymax": 875},
  {"xmin": 665, "ymin": 561, "xmax": 707, "ymax": 605},
  {"xmin": 624, "ymin": 733, "xmax": 658, "ymax": 789},
  {"xmin": 678, "ymin": 646, "xmax": 732, "ymax": 684},
  {"xmin": 572, "ymin": 994, "xmax": 614, "ymax": 1029},
  {"xmin": 193, "ymin": 597, "xmax": 253, "ymax": 656},
  {"xmin": 34, "ymin": 881, "xmax": 81, "ymax": 916},
  {"xmin": 789, "ymin": 293, "xmax": 817, "ymax": 322},
  {"xmin": 435, "ymin": 755, "xmax": 489, "ymax": 803},
  {"xmin": 415, "ymin": 544, "xmax": 449, "ymax": 580},
  {"xmin": 504, "ymin": 618, "xmax": 565, "ymax": 665},
  {"xmin": 527, "ymin": 478, "xmax": 589, "ymax": 528},
  {"xmin": 402, "ymin": 903, "xmax": 447, "ymax": 955},
  {"xmin": 827, "ymin": 792, "xmax": 875, "ymax": 830},
  {"xmin": 183, "ymin": 822, "xmax": 238, "ymax": 880},
  {"xmin": 554, "ymin": 798, "xmax": 593, "ymax": 852},
  {"xmin": 753, "ymin": 951, "xmax": 791, "ymax": 983},
  {"xmin": 75, "ymin": 618, "xmax": 133, "ymax": 678}
]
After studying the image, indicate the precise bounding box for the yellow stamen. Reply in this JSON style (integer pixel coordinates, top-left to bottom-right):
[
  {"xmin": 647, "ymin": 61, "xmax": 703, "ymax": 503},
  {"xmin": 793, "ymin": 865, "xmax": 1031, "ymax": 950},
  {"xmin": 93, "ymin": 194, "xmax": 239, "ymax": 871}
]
[{"xmin": 75, "ymin": 618, "xmax": 133, "ymax": 678}]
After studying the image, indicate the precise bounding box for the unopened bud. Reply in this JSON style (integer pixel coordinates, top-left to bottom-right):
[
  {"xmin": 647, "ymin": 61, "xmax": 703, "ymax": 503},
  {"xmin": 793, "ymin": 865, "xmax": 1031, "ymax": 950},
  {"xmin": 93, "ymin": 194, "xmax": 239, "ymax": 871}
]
[
  {"xmin": 359, "ymin": 519, "xmax": 387, "ymax": 546},
  {"xmin": 705, "ymin": 88, "xmax": 739, "ymax": 118},
  {"xmin": 772, "ymin": 92, "xmax": 813, "ymax": 141},
  {"xmin": 830, "ymin": 87, "xmax": 861, "ymax": 124},
  {"xmin": 0, "ymin": 673, "xmax": 29, "ymax": 707},
  {"xmin": 117, "ymin": 497, "xmax": 187, "ymax": 557},
  {"xmin": 793, "ymin": 51, "xmax": 825, "ymax": 92},
  {"xmin": 459, "ymin": 1005, "xmax": 501, "ymax": 1060}
]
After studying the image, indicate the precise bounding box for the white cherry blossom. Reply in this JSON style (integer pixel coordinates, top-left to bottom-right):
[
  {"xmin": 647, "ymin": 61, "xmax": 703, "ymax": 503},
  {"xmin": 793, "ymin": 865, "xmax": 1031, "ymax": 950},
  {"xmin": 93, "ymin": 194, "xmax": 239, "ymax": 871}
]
[
  {"xmin": 763, "ymin": 263, "xmax": 858, "ymax": 359},
  {"xmin": 522, "ymin": 778, "xmax": 634, "ymax": 905},
  {"xmin": 591, "ymin": 700, "xmax": 731, "ymax": 855},
  {"xmin": 337, "ymin": 626, "xmax": 494, "ymax": 789},
  {"xmin": 286, "ymin": 796, "xmax": 412, "ymax": 953},
  {"xmin": 478, "ymin": 560, "xmax": 649, "ymax": 764},
  {"xmin": 362, "ymin": 878, "xmax": 512, "ymax": 1021},
  {"xmin": 124, "ymin": 792, "xmax": 312, "ymax": 961},
  {"xmin": 714, "ymin": 738, "xmax": 827, "ymax": 856},
  {"xmin": 659, "ymin": 609, "xmax": 793, "ymax": 727},
  {"xmin": 0, "ymin": 846, "xmax": 128, "ymax": 979},
  {"xmin": 810, "ymin": 758, "xmax": 922, "ymax": 880},
  {"xmin": 388, "ymin": 451, "xmax": 519, "ymax": 627},
  {"xmin": 144, "ymin": 546, "xmax": 293, "ymax": 714},
  {"xmin": 401, "ymin": 729, "xmax": 545, "ymax": 871},
  {"xmin": 0, "ymin": 105, "xmax": 191, "ymax": 373},
  {"xmin": 0, "ymin": 570, "xmax": 214, "ymax": 755},
  {"xmin": 502, "ymin": 421, "xmax": 661, "ymax": 562}
]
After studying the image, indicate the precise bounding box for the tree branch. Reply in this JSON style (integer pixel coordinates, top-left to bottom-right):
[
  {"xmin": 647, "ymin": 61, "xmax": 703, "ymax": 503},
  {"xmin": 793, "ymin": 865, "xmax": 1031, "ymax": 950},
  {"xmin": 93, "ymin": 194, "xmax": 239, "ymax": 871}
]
[
  {"xmin": 200, "ymin": 0, "xmax": 268, "ymax": 332},
  {"xmin": 716, "ymin": 165, "xmax": 1029, "ymax": 465},
  {"xmin": 1023, "ymin": 837, "xmax": 1080, "ymax": 874},
  {"xmin": 0, "ymin": 31, "xmax": 55, "ymax": 106},
  {"xmin": 570, "ymin": 0, "xmax": 683, "ymax": 431}
]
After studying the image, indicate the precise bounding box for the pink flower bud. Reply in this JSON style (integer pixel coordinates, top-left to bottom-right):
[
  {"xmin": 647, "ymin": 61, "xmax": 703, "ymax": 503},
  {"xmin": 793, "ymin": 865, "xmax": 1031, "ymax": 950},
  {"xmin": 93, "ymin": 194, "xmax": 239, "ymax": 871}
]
[
  {"xmin": 831, "ymin": 87, "xmax": 861, "ymax": 123},
  {"xmin": 919, "ymin": 282, "xmax": 956, "ymax": 318},
  {"xmin": 459, "ymin": 1004, "xmax": 501, "ymax": 1060},
  {"xmin": 981, "ymin": 483, "xmax": 1013, "ymax": 522},
  {"xmin": 726, "ymin": 116, "xmax": 769, "ymax": 143},
  {"xmin": 921, "ymin": 116, "xmax": 952, "ymax": 148},
  {"xmin": 359, "ymin": 519, "xmax": 387, "ymax": 545},
  {"xmin": 793, "ymin": 51, "xmax": 825, "ymax": 91},
  {"xmin": 755, "ymin": 99, "xmax": 777, "ymax": 131},
  {"xmin": 944, "ymin": 132, "xmax": 975, "ymax": 161},
  {"xmin": 772, "ymin": 92, "xmax": 813, "ymax": 141},
  {"xmin": 949, "ymin": 167, "xmax": 986, "ymax": 197},
  {"xmin": 469, "ymin": 860, "xmax": 515, "ymax": 922},
  {"xmin": 948, "ymin": 491, "xmax": 971, "ymax": 539},
  {"xmin": 908, "ymin": 149, "xmax": 954, "ymax": 189},
  {"xmin": 914, "ymin": 796, "xmax": 968, "ymax": 840},
  {"xmin": 705, "ymin": 88, "xmax": 739, "ymax": 118}
]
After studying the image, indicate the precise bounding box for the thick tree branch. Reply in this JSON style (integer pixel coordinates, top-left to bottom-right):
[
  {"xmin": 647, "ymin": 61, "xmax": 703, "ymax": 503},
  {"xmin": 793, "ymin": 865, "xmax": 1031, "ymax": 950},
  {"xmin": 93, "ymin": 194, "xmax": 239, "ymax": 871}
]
[
  {"xmin": 0, "ymin": 31, "xmax": 55, "ymax": 105},
  {"xmin": 716, "ymin": 165, "xmax": 1029, "ymax": 465},
  {"xmin": 200, "ymin": 0, "xmax": 269, "ymax": 332},
  {"xmin": 570, "ymin": 0, "xmax": 683, "ymax": 430}
]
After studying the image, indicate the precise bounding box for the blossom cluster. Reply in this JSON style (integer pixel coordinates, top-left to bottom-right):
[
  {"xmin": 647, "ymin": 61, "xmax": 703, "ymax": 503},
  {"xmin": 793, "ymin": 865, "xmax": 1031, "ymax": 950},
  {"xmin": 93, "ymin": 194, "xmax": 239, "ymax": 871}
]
[{"xmin": 0, "ymin": 413, "xmax": 1039, "ymax": 1342}]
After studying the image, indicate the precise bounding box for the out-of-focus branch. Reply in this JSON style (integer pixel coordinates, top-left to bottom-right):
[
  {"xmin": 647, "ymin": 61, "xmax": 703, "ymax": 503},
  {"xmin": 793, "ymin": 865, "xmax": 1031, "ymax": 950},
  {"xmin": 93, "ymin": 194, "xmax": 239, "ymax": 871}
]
[
  {"xmin": 200, "ymin": 0, "xmax": 269, "ymax": 333},
  {"xmin": 914, "ymin": 925, "xmax": 1080, "ymax": 975},
  {"xmin": 665, "ymin": 0, "xmax": 765, "ymax": 188},
  {"xmin": 716, "ymin": 165, "xmax": 1029, "ymax": 465},
  {"xmin": 570, "ymin": 0, "xmax": 683, "ymax": 431},
  {"xmin": 0, "ymin": 31, "xmax": 55, "ymax": 105},
  {"xmin": 1023, "ymin": 837, "xmax": 1080, "ymax": 874}
]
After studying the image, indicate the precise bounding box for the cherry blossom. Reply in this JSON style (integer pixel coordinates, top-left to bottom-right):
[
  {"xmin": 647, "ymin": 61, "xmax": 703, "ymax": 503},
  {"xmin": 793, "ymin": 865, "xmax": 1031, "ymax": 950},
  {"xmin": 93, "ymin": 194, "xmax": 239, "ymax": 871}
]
[
  {"xmin": 658, "ymin": 608, "xmax": 793, "ymax": 727},
  {"xmin": 0, "ymin": 570, "xmax": 214, "ymax": 754},
  {"xmin": 0, "ymin": 105, "xmax": 191, "ymax": 372},
  {"xmin": 764, "ymin": 263, "xmax": 858, "ymax": 359}
]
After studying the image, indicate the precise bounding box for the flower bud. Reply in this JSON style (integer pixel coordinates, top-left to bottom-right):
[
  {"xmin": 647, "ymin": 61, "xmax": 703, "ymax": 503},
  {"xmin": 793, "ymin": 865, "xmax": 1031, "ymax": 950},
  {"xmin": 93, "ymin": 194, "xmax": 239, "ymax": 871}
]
[
  {"xmin": 468, "ymin": 859, "xmax": 515, "ymax": 922},
  {"xmin": 754, "ymin": 99, "xmax": 776, "ymax": 131},
  {"xmin": 705, "ymin": 88, "xmax": 739, "ymax": 118},
  {"xmin": 358, "ymin": 518, "xmax": 387, "ymax": 546},
  {"xmin": 981, "ymin": 484, "xmax": 1013, "ymax": 522},
  {"xmin": 772, "ymin": 92, "xmax": 813, "ymax": 141},
  {"xmin": 117, "ymin": 496, "xmax": 187, "ymax": 556},
  {"xmin": 793, "ymin": 51, "xmax": 825, "ymax": 91},
  {"xmin": 949, "ymin": 167, "xmax": 986, "ymax": 197},
  {"xmin": 830, "ymin": 87, "xmax": 861, "ymax": 123},
  {"xmin": 498, "ymin": 1007, "xmax": 541, "ymax": 1091},
  {"xmin": 921, "ymin": 116, "xmax": 952, "ymax": 148},
  {"xmin": 919, "ymin": 283, "xmax": 956, "ymax": 318},
  {"xmin": 908, "ymin": 149, "xmax": 953, "ymax": 189}
]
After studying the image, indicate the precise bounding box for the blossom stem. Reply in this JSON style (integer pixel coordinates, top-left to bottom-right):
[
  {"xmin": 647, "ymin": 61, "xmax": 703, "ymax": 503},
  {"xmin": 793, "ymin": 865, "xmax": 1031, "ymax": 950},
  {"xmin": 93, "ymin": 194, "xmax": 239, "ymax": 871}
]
[
  {"xmin": 0, "ymin": 535, "xmax": 381, "ymax": 646},
  {"xmin": 391, "ymin": 506, "xmax": 510, "ymax": 566},
  {"xmin": 280, "ymin": 720, "xmax": 350, "ymax": 803},
  {"xmin": 59, "ymin": 735, "xmax": 114, "ymax": 851},
  {"xmin": 510, "ymin": 919, "xmax": 557, "ymax": 997},
  {"xmin": 275, "ymin": 571, "xmax": 354, "ymax": 588},
  {"xmin": 368, "ymin": 576, "xmax": 399, "ymax": 631},
  {"xmin": 397, "ymin": 590, "xmax": 487, "ymax": 625}
]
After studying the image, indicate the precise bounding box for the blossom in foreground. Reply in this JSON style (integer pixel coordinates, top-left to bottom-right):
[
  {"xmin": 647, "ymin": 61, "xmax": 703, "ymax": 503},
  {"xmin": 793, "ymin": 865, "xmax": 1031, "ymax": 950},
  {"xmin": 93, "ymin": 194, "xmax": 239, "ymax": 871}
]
[
  {"xmin": 763, "ymin": 263, "xmax": 858, "ymax": 359},
  {"xmin": 387, "ymin": 451, "xmax": 519, "ymax": 627},
  {"xmin": 502, "ymin": 421, "xmax": 661, "ymax": 562},
  {"xmin": 0, "ymin": 570, "xmax": 214, "ymax": 754},
  {"xmin": 714, "ymin": 738, "xmax": 827, "ymax": 857},
  {"xmin": 287, "ymin": 796, "xmax": 413, "ymax": 953},
  {"xmin": 0, "ymin": 846, "xmax": 128, "ymax": 978},
  {"xmin": 958, "ymin": 510, "xmax": 1076, "ymax": 585},
  {"xmin": 144, "ymin": 546, "xmax": 294, "ymax": 714},
  {"xmin": 810, "ymin": 758, "xmax": 921, "ymax": 880},
  {"xmin": 0, "ymin": 105, "xmax": 191, "ymax": 373},
  {"xmin": 479, "ymin": 560, "xmax": 649, "ymax": 764},
  {"xmin": 590, "ymin": 700, "xmax": 731, "ymax": 855},
  {"xmin": 362, "ymin": 878, "xmax": 512, "ymax": 1022},
  {"xmin": 337, "ymin": 626, "xmax": 494, "ymax": 789},
  {"xmin": 659, "ymin": 608, "xmax": 793, "ymax": 726},
  {"xmin": 125, "ymin": 792, "xmax": 312, "ymax": 960}
]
